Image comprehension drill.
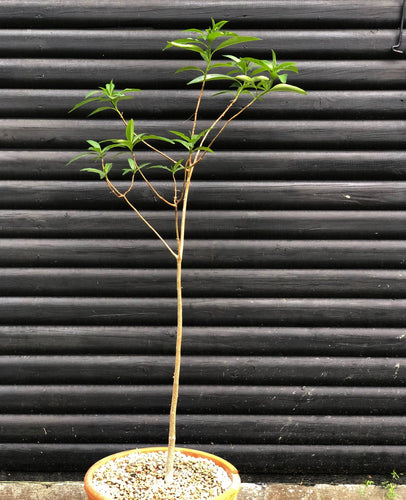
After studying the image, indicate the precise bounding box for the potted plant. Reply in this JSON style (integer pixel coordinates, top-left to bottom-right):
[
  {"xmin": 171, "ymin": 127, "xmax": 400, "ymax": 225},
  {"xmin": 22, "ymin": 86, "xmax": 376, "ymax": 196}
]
[{"xmin": 69, "ymin": 19, "xmax": 306, "ymax": 500}]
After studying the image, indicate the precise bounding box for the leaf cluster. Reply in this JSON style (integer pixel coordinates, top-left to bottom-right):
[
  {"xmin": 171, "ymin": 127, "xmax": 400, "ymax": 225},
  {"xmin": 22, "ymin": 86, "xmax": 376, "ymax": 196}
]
[
  {"xmin": 165, "ymin": 19, "xmax": 306, "ymax": 99},
  {"xmin": 69, "ymin": 80, "xmax": 140, "ymax": 116}
]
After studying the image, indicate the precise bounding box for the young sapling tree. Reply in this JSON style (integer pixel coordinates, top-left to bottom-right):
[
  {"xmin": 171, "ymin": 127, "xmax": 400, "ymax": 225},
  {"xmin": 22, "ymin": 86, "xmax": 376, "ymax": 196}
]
[{"xmin": 69, "ymin": 19, "xmax": 306, "ymax": 484}]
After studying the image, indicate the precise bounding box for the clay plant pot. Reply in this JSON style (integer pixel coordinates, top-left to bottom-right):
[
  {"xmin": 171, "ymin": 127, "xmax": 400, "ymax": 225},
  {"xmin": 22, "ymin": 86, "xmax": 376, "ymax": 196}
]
[{"xmin": 84, "ymin": 446, "xmax": 241, "ymax": 500}]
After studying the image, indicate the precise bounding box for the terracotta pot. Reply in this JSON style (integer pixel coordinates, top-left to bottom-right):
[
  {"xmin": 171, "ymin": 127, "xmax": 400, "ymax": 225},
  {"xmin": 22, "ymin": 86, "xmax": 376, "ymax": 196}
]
[{"xmin": 84, "ymin": 446, "xmax": 241, "ymax": 500}]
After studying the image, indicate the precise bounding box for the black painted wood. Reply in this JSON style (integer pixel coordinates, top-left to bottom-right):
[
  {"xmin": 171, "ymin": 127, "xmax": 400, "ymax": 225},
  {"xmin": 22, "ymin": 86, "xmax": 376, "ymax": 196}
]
[
  {"xmin": 2, "ymin": 150, "xmax": 406, "ymax": 180},
  {"xmin": 0, "ymin": 355, "xmax": 404, "ymax": 385},
  {"xmin": 0, "ymin": 1, "xmax": 401, "ymax": 29},
  {"xmin": 1, "ymin": 210, "xmax": 406, "ymax": 238},
  {"xmin": 1, "ymin": 442, "xmax": 404, "ymax": 474},
  {"xmin": 1, "ymin": 0, "xmax": 406, "ymax": 477},
  {"xmin": 2, "ymin": 385, "xmax": 406, "ymax": 415},
  {"xmin": 1, "ymin": 239, "xmax": 406, "ymax": 268},
  {"xmin": 2, "ymin": 90, "xmax": 406, "ymax": 119},
  {"xmin": 1, "ymin": 414, "xmax": 405, "ymax": 445},
  {"xmin": 0, "ymin": 30, "xmax": 400, "ymax": 57},
  {"xmin": 1, "ymin": 326, "xmax": 405, "ymax": 356}
]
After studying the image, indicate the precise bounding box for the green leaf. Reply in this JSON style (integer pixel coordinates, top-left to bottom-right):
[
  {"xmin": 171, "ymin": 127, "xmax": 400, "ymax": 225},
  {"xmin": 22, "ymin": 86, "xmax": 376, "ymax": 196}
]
[
  {"xmin": 164, "ymin": 41, "xmax": 205, "ymax": 55},
  {"xmin": 169, "ymin": 130, "xmax": 190, "ymax": 141},
  {"xmin": 126, "ymin": 119, "xmax": 135, "ymax": 142},
  {"xmin": 87, "ymin": 106, "xmax": 114, "ymax": 117},
  {"xmin": 86, "ymin": 140, "xmax": 102, "ymax": 150},
  {"xmin": 68, "ymin": 97, "xmax": 101, "ymax": 113},
  {"xmin": 175, "ymin": 65, "xmax": 204, "ymax": 74},
  {"xmin": 213, "ymin": 36, "xmax": 259, "ymax": 53},
  {"xmin": 81, "ymin": 167, "xmax": 106, "ymax": 179},
  {"xmin": 278, "ymin": 73, "xmax": 288, "ymax": 84},
  {"xmin": 103, "ymin": 163, "xmax": 113, "ymax": 175},
  {"xmin": 66, "ymin": 152, "xmax": 92, "ymax": 166},
  {"xmin": 195, "ymin": 146, "xmax": 214, "ymax": 153},
  {"xmin": 277, "ymin": 62, "xmax": 299, "ymax": 73},
  {"xmin": 127, "ymin": 157, "xmax": 137, "ymax": 172},
  {"xmin": 187, "ymin": 73, "xmax": 234, "ymax": 85},
  {"xmin": 269, "ymin": 83, "xmax": 307, "ymax": 94},
  {"xmin": 143, "ymin": 134, "xmax": 175, "ymax": 144}
]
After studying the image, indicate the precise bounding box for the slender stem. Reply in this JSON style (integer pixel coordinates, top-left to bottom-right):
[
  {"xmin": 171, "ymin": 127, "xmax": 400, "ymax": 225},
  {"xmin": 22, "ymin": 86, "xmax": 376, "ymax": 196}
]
[
  {"xmin": 192, "ymin": 92, "xmax": 241, "ymax": 166},
  {"xmin": 194, "ymin": 96, "xmax": 258, "ymax": 167},
  {"xmin": 115, "ymin": 107, "xmax": 176, "ymax": 206},
  {"xmin": 105, "ymin": 176, "xmax": 178, "ymax": 259},
  {"xmin": 131, "ymin": 152, "xmax": 175, "ymax": 207},
  {"xmin": 165, "ymin": 167, "xmax": 193, "ymax": 482},
  {"xmin": 165, "ymin": 252, "xmax": 183, "ymax": 483}
]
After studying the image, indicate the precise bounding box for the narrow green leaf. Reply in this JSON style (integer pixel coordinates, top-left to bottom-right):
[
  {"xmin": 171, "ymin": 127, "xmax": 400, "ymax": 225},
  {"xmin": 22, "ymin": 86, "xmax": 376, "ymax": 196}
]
[
  {"xmin": 81, "ymin": 167, "xmax": 106, "ymax": 179},
  {"xmin": 269, "ymin": 84, "xmax": 307, "ymax": 94},
  {"xmin": 147, "ymin": 165, "xmax": 173, "ymax": 173},
  {"xmin": 143, "ymin": 135, "xmax": 175, "ymax": 144},
  {"xmin": 104, "ymin": 163, "xmax": 113, "ymax": 175},
  {"xmin": 175, "ymin": 66, "xmax": 204, "ymax": 74},
  {"xmin": 127, "ymin": 158, "xmax": 137, "ymax": 172},
  {"xmin": 87, "ymin": 106, "xmax": 114, "ymax": 117},
  {"xmin": 66, "ymin": 152, "xmax": 92, "ymax": 166},
  {"xmin": 165, "ymin": 41, "xmax": 205, "ymax": 55},
  {"xmin": 195, "ymin": 146, "xmax": 214, "ymax": 153},
  {"xmin": 126, "ymin": 119, "xmax": 135, "ymax": 142},
  {"xmin": 213, "ymin": 36, "xmax": 259, "ymax": 53},
  {"xmin": 86, "ymin": 140, "xmax": 102, "ymax": 150},
  {"xmin": 169, "ymin": 130, "xmax": 190, "ymax": 141},
  {"xmin": 187, "ymin": 73, "xmax": 234, "ymax": 86}
]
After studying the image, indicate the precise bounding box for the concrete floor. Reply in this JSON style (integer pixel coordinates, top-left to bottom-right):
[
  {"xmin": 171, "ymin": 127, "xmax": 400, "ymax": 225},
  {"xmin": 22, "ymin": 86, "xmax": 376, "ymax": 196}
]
[{"xmin": 0, "ymin": 481, "xmax": 405, "ymax": 500}]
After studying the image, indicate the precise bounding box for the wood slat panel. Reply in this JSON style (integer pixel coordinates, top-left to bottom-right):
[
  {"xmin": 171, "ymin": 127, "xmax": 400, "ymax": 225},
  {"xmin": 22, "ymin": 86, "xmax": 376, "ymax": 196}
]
[
  {"xmin": 1, "ymin": 0, "xmax": 405, "ymax": 478},
  {"xmin": 1, "ymin": 443, "xmax": 404, "ymax": 474},
  {"xmin": 3, "ymin": 90, "xmax": 406, "ymax": 119},
  {"xmin": 2, "ymin": 385, "xmax": 405, "ymax": 415},
  {"xmin": 0, "ymin": 59, "xmax": 405, "ymax": 90},
  {"xmin": 0, "ymin": 414, "xmax": 404, "ymax": 445},
  {"xmin": 1, "ymin": 119, "xmax": 405, "ymax": 149},
  {"xmin": 1, "ymin": 268, "xmax": 406, "ymax": 298},
  {"xmin": 1, "ymin": 326, "xmax": 405, "ymax": 356},
  {"xmin": 2, "ymin": 180, "xmax": 406, "ymax": 210},
  {"xmin": 0, "ymin": 239, "xmax": 405, "ymax": 268},
  {"xmin": 0, "ymin": 297, "xmax": 406, "ymax": 327},
  {"xmin": 0, "ymin": 30, "xmax": 399, "ymax": 57},
  {"xmin": 0, "ymin": 355, "xmax": 404, "ymax": 385},
  {"xmin": 2, "ymin": 150, "xmax": 406, "ymax": 181},
  {"xmin": 0, "ymin": 1, "xmax": 401, "ymax": 29},
  {"xmin": 1, "ymin": 210, "xmax": 406, "ymax": 238}
]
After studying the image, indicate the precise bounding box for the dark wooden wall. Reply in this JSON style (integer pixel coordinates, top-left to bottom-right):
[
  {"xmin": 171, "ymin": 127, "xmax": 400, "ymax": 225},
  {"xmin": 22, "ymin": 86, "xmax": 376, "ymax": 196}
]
[{"xmin": 0, "ymin": 0, "xmax": 405, "ymax": 476}]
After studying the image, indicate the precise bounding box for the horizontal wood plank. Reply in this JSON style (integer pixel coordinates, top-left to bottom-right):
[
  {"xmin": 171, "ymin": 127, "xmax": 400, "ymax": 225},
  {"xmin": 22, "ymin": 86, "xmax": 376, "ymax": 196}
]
[
  {"xmin": 0, "ymin": 443, "xmax": 404, "ymax": 474},
  {"xmin": 0, "ymin": 1, "xmax": 401, "ymax": 28},
  {"xmin": 0, "ymin": 30, "xmax": 400, "ymax": 57},
  {"xmin": 3, "ymin": 90, "xmax": 406, "ymax": 120},
  {"xmin": 0, "ymin": 60, "xmax": 405, "ymax": 90},
  {"xmin": 0, "ymin": 355, "xmax": 404, "ymax": 385},
  {"xmin": 2, "ymin": 150, "xmax": 406, "ymax": 181},
  {"xmin": 0, "ymin": 297, "xmax": 406, "ymax": 327},
  {"xmin": 2, "ymin": 385, "xmax": 405, "ymax": 415},
  {"xmin": 1, "ymin": 119, "xmax": 405, "ymax": 149},
  {"xmin": 0, "ymin": 414, "xmax": 404, "ymax": 445},
  {"xmin": 0, "ymin": 239, "xmax": 405, "ymax": 268},
  {"xmin": 1, "ymin": 326, "xmax": 405, "ymax": 356},
  {"xmin": 1, "ymin": 210, "xmax": 406, "ymax": 238},
  {"xmin": 1, "ymin": 268, "xmax": 406, "ymax": 298},
  {"xmin": 2, "ymin": 180, "xmax": 406, "ymax": 210}
]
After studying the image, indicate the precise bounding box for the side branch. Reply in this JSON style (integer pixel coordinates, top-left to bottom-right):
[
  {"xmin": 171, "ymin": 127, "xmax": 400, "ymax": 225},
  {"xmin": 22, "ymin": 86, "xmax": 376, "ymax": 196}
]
[{"xmin": 105, "ymin": 177, "xmax": 178, "ymax": 259}]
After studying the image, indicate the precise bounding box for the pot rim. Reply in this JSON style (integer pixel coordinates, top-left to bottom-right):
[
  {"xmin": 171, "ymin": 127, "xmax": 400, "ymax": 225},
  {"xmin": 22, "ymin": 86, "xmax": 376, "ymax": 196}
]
[{"xmin": 84, "ymin": 446, "xmax": 241, "ymax": 500}]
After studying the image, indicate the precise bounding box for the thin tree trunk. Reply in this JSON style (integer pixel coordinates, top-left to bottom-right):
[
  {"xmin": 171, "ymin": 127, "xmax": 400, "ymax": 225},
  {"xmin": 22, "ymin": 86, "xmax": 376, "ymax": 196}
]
[{"xmin": 165, "ymin": 253, "xmax": 183, "ymax": 483}]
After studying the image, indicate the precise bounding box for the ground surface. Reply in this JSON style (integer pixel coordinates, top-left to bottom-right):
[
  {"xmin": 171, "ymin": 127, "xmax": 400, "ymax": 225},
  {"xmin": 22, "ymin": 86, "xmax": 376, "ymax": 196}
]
[{"xmin": 0, "ymin": 481, "xmax": 405, "ymax": 499}]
